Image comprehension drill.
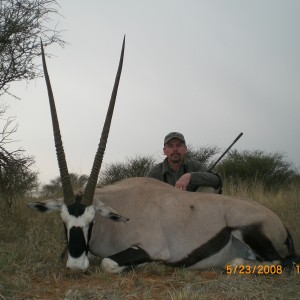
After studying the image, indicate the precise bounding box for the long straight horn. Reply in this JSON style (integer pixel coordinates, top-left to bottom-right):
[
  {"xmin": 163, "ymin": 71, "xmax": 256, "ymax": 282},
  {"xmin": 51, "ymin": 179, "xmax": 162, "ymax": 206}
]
[
  {"xmin": 41, "ymin": 41, "xmax": 75, "ymax": 204},
  {"xmin": 82, "ymin": 36, "xmax": 125, "ymax": 205}
]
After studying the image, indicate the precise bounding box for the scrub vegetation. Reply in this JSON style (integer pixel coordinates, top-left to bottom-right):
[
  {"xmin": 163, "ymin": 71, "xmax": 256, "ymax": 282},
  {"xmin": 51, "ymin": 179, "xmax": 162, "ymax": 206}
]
[{"xmin": 1, "ymin": 181, "xmax": 299, "ymax": 299}]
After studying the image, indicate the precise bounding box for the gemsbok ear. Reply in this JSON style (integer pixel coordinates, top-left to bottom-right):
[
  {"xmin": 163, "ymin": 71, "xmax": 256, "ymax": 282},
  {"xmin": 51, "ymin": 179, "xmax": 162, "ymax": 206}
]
[
  {"xmin": 27, "ymin": 199, "xmax": 64, "ymax": 213},
  {"xmin": 94, "ymin": 200, "xmax": 129, "ymax": 222}
]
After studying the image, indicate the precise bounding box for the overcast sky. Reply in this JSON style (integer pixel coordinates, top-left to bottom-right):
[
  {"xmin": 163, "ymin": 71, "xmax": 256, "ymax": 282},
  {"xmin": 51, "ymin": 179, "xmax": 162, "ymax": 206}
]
[{"xmin": 4, "ymin": 0, "xmax": 300, "ymax": 184}]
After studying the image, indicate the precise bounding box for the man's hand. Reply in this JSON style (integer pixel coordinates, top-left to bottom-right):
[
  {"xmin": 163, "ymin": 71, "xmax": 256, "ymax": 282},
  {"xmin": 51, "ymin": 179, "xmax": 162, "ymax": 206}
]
[{"xmin": 175, "ymin": 173, "xmax": 191, "ymax": 191}]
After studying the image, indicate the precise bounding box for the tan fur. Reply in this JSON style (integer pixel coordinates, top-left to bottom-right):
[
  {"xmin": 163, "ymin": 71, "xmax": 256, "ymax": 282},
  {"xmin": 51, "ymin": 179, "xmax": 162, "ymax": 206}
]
[{"xmin": 89, "ymin": 177, "xmax": 291, "ymax": 267}]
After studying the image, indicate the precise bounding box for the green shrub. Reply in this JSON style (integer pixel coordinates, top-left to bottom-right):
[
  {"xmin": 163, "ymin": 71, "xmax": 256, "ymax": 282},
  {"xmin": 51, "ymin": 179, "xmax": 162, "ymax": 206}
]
[
  {"xmin": 186, "ymin": 145, "xmax": 220, "ymax": 167},
  {"xmin": 217, "ymin": 149, "xmax": 298, "ymax": 191},
  {"xmin": 98, "ymin": 155, "xmax": 156, "ymax": 186},
  {"xmin": 40, "ymin": 173, "xmax": 88, "ymax": 198}
]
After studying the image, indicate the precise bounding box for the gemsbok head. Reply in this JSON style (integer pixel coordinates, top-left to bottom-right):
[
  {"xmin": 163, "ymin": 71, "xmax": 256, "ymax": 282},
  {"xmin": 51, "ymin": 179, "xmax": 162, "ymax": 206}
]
[{"xmin": 28, "ymin": 37, "xmax": 126, "ymax": 271}]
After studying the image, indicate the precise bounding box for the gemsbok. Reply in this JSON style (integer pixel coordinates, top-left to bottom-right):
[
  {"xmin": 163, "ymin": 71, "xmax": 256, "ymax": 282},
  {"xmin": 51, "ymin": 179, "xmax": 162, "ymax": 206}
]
[{"xmin": 28, "ymin": 37, "xmax": 299, "ymax": 273}]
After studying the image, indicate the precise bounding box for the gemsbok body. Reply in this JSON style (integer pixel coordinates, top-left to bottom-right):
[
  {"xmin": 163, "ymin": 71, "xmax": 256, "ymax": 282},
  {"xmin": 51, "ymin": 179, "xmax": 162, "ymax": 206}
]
[{"xmin": 28, "ymin": 37, "xmax": 299, "ymax": 273}]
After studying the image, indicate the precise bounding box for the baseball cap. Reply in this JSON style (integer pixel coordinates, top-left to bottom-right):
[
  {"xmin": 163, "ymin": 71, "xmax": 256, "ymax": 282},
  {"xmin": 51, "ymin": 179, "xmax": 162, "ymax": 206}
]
[{"xmin": 164, "ymin": 132, "xmax": 186, "ymax": 144}]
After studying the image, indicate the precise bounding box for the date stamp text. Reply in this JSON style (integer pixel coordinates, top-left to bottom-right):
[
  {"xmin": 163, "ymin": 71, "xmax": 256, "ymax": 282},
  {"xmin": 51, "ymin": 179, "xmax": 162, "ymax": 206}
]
[{"xmin": 226, "ymin": 264, "xmax": 300, "ymax": 275}]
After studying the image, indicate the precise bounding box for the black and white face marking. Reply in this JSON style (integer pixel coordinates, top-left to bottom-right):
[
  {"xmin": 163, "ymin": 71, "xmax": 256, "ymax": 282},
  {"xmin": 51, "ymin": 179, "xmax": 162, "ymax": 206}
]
[{"xmin": 61, "ymin": 203, "xmax": 95, "ymax": 271}]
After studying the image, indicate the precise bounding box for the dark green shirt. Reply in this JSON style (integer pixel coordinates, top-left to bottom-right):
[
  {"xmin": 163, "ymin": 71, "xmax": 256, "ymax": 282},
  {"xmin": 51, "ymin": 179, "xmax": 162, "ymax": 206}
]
[{"xmin": 146, "ymin": 158, "xmax": 221, "ymax": 192}]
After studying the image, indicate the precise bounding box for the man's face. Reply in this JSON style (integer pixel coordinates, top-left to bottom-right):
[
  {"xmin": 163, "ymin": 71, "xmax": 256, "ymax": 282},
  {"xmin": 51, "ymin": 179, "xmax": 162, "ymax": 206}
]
[{"xmin": 163, "ymin": 138, "xmax": 187, "ymax": 164}]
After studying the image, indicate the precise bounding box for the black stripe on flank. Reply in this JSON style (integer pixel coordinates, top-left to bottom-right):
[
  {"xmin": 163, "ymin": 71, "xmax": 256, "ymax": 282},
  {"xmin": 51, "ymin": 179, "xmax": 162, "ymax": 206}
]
[
  {"xmin": 169, "ymin": 227, "xmax": 232, "ymax": 268},
  {"xmin": 107, "ymin": 247, "xmax": 152, "ymax": 267},
  {"xmin": 241, "ymin": 223, "xmax": 282, "ymax": 261}
]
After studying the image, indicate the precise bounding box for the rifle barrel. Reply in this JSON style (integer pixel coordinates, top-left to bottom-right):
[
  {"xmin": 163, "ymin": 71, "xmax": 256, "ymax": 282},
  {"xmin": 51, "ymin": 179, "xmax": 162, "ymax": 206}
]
[{"xmin": 209, "ymin": 132, "xmax": 243, "ymax": 171}]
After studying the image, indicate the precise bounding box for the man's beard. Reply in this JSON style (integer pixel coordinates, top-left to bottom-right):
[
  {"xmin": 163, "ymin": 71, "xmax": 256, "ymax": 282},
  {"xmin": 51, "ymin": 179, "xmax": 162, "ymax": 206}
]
[{"xmin": 170, "ymin": 153, "xmax": 182, "ymax": 163}]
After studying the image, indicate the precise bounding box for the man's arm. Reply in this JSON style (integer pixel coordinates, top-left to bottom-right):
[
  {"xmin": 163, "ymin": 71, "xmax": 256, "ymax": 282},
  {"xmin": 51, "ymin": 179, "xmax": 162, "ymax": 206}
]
[
  {"xmin": 189, "ymin": 171, "xmax": 221, "ymax": 189},
  {"xmin": 176, "ymin": 160, "xmax": 221, "ymax": 191}
]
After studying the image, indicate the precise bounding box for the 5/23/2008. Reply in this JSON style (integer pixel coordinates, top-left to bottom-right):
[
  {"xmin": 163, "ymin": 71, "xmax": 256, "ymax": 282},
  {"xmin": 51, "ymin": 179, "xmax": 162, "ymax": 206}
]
[{"xmin": 225, "ymin": 264, "xmax": 299, "ymax": 275}]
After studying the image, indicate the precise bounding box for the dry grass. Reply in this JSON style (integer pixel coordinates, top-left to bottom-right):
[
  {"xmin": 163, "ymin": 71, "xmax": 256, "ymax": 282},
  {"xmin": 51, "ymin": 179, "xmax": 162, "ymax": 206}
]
[{"xmin": 0, "ymin": 183, "xmax": 299, "ymax": 299}]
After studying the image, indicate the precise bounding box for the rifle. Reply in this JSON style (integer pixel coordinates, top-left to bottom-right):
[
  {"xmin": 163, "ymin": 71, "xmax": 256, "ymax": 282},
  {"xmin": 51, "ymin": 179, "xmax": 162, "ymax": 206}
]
[{"xmin": 209, "ymin": 132, "xmax": 243, "ymax": 171}]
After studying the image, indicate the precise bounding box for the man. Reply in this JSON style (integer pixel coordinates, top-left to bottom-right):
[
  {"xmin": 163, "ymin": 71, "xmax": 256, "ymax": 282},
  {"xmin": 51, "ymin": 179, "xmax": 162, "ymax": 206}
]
[{"xmin": 147, "ymin": 132, "xmax": 222, "ymax": 192}]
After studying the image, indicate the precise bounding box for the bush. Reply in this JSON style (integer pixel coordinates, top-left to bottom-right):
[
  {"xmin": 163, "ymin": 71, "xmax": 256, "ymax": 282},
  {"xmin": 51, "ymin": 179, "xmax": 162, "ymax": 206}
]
[
  {"xmin": 40, "ymin": 173, "xmax": 88, "ymax": 198},
  {"xmin": 217, "ymin": 149, "xmax": 298, "ymax": 191},
  {"xmin": 186, "ymin": 145, "xmax": 220, "ymax": 168},
  {"xmin": 98, "ymin": 155, "xmax": 156, "ymax": 186},
  {"xmin": 0, "ymin": 106, "xmax": 38, "ymax": 209}
]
